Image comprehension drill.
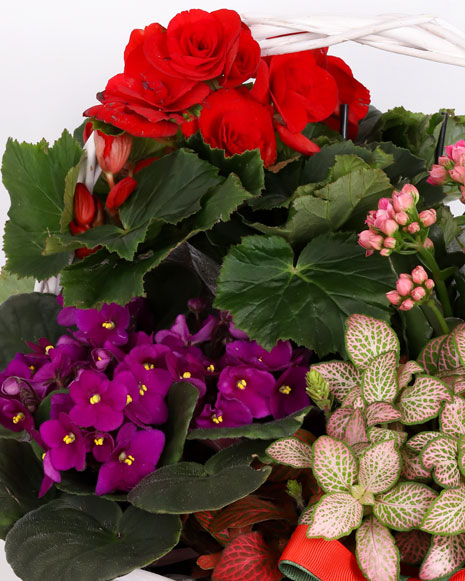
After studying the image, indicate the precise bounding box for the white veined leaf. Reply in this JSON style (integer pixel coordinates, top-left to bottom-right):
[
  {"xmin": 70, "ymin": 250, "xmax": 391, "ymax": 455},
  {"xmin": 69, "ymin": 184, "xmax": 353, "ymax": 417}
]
[
  {"xmin": 421, "ymin": 487, "xmax": 465, "ymax": 535},
  {"xmin": 406, "ymin": 431, "xmax": 441, "ymax": 453},
  {"xmin": 312, "ymin": 436, "xmax": 357, "ymax": 493},
  {"xmin": 366, "ymin": 402, "xmax": 402, "ymax": 427},
  {"xmin": 418, "ymin": 335, "xmax": 446, "ymax": 375},
  {"xmin": 399, "ymin": 375, "xmax": 452, "ymax": 425},
  {"xmin": 265, "ymin": 437, "xmax": 312, "ymax": 469},
  {"xmin": 374, "ymin": 482, "xmax": 437, "ymax": 531},
  {"xmin": 326, "ymin": 407, "xmax": 352, "ymax": 440},
  {"xmin": 343, "ymin": 408, "xmax": 368, "ymax": 447},
  {"xmin": 438, "ymin": 333, "xmax": 462, "ymax": 373},
  {"xmin": 299, "ymin": 505, "xmax": 316, "ymax": 525},
  {"xmin": 453, "ymin": 324, "xmax": 465, "ymax": 368},
  {"xmin": 356, "ymin": 516, "xmax": 399, "ymax": 581},
  {"xmin": 345, "ymin": 314, "xmax": 399, "ymax": 370},
  {"xmin": 359, "ymin": 440, "xmax": 401, "ymax": 494},
  {"xmin": 420, "ymin": 435, "xmax": 460, "ymax": 489},
  {"xmin": 398, "ymin": 360, "xmax": 423, "ymax": 389},
  {"xmin": 368, "ymin": 427, "xmax": 407, "ymax": 448},
  {"xmin": 440, "ymin": 395, "xmax": 465, "ymax": 439},
  {"xmin": 341, "ymin": 385, "xmax": 363, "ymax": 409},
  {"xmin": 307, "ymin": 492, "xmax": 363, "ymax": 540},
  {"xmin": 420, "ymin": 533, "xmax": 465, "ymax": 580},
  {"xmin": 310, "ymin": 360, "xmax": 361, "ymax": 402},
  {"xmin": 362, "ymin": 351, "xmax": 398, "ymax": 404},
  {"xmin": 401, "ymin": 448, "xmax": 431, "ymax": 482}
]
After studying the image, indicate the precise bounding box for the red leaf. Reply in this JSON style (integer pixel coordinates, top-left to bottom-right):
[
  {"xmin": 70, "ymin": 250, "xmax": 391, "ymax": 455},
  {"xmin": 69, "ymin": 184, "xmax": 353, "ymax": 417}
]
[
  {"xmin": 211, "ymin": 496, "xmax": 293, "ymax": 533},
  {"xmin": 293, "ymin": 428, "xmax": 317, "ymax": 446},
  {"xmin": 212, "ymin": 532, "xmax": 282, "ymax": 581},
  {"xmin": 197, "ymin": 552, "xmax": 223, "ymax": 570},
  {"xmin": 195, "ymin": 511, "xmax": 230, "ymax": 545}
]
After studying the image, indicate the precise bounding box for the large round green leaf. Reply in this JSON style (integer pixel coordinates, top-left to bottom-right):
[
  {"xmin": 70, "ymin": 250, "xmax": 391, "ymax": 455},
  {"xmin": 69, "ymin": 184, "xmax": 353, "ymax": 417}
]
[{"xmin": 5, "ymin": 496, "xmax": 181, "ymax": 581}]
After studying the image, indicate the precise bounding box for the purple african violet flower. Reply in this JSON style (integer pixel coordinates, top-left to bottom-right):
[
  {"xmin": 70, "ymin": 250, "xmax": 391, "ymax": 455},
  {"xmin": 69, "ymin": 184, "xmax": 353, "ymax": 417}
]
[
  {"xmin": 195, "ymin": 394, "xmax": 253, "ymax": 428},
  {"xmin": 39, "ymin": 451, "xmax": 61, "ymax": 497},
  {"xmin": 155, "ymin": 314, "xmax": 216, "ymax": 351},
  {"xmin": 0, "ymin": 353, "xmax": 34, "ymax": 389},
  {"xmin": 96, "ymin": 423, "xmax": 165, "ymax": 495},
  {"xmin": 85, "ymin": 431, "xmax": 114, "ymax": 463},
  {"xmin": 50, "ymin": 392, "xmax": 74, "ymax": 419},
  {"xmin": 116, "ymin": 344, "xmax": 170, "ymax": 375},
  {"xmin": 165, "ymin": 352, "xmax": 206, "ymax": 398},
  {"xmin": 91, "ymin": 348, "xmax": 112, "ymax": 371},
  {"xmin": 69, "ymin": 369, "xmax": 127, "ymax": 432},
  {"xmin": 218, "ymin": 366, "xmax": 275, "ymax": 418},
  {"xmin": 0, "ymin": 398, "xmax": 34, "ymax": 433},
  {"xmin": 225, "ymin": 340, "xmax": 292, "ymax": 371},
  {"xmin": 74, "ymin": 303, "xmax": 130, "ymax": 347},
  {"xmin": 40, "ymin": 412, "xmax": 86, "ymax": 472},
  {"xmin": 116, "ymin": 368, "xmax": 171, "ymax": 426},
  {"xmin": 270, "ymin": 366, "xmax": 310, "ymax": 420}
]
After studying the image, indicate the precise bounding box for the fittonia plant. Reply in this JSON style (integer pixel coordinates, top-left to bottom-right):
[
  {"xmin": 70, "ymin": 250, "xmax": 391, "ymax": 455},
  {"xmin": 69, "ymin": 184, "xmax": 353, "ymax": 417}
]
[{"xmin": 267, "ymin": 314, "xmax": 465, "ymax": 581}]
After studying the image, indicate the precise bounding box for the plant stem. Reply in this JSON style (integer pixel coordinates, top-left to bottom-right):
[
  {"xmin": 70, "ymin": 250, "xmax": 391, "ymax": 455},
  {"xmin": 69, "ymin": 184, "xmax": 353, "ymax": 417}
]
[
  {"xmin": 418, "ymin": 246, "xmax": 453, "ymax": 318},
  {"xmin": 425, "ymin": 300, "xmax": 450, "ymax": 335}
]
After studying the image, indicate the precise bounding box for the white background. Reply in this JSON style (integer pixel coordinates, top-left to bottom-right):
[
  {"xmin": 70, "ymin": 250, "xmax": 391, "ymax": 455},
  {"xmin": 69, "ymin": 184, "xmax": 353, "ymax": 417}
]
[{"xmin": 1, "ymin": 0, "xmax": 465, "ymax": 579}]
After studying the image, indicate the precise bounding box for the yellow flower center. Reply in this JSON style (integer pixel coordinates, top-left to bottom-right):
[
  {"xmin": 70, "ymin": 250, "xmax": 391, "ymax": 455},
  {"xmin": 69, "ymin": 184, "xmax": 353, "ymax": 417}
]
[
  {"xmin": 139, "ymin": 384, "xmax": 148, "ymax": 396},
  {"xmin": 126, "ymin": 394, "xmax": 133, "ymax": 405},
  {"xmin": 63, "ymin": 433, "xmax": 76, "ymax": 445},
  {"xmin": 42, "ymin": 453, "xmax": 46, "ymax": 460},
  {"xmin": 212, "ymin": 414, "xmax": 223, "ymax": 424},
  {"xmin": 45, "ymin": 345, "xmax": 54, "ymax": 355},
  {"xmin": 279, "ymin": 385, "xmax": 292, "ymax": 395},
  {"xmin": 182, "ymin": 371, "xmax": 192, "ymax": 379},
  {"xmin": 236, "ymin": 379, "xmax": 247, "ymax": 390},
  {"xmin": 12, "ymin": 413, "xmax": 25, "ymax": 424},
  {"xmin": 102, "ymin": 321, "xmax": 115, "ymax": 330},
  {"xmin": 143, "ymin": 362, "xmax": 155, "ymax": 370},
  {"xmin": 89, "ymin": 394, "xmax": 101, "ymax": 405},
  {"xmin": 97, "ymin": 356, "xmax": 102, "ymax": 362},
  {"xmin": 29, "ymin": 365, "xmax": 35, "ymax": 372},
  {"xmin": 207, "ymin": 364, "xmax": 215, "ymax": 373},
  {"xmin": 258, "ymin": 357, "xmax": 263, "ymax": 362},
  {"xmin": 94, "ymin": 437, "xmax": 104, "ymax": 446},
  {"xmin": 119, "ymin": 452, "xmax": 135, "ymax": 466}
]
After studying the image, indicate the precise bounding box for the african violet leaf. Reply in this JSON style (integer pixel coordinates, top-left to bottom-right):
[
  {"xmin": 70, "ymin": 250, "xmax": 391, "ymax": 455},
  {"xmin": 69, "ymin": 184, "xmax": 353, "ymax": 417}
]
[
  {"xmin": 343, "ymin": 408, "xmax": 368, "ymax": 447},
  {"xmin": 395, "ymin": 530, "xmax": 431, "ymax": 566},
  {"xmin": 211, "ymin": 531, "xmax": 282, "ymax": 581},
  {"xmin": 214, "ymin": 233, "xmax": 394, "ymax": 355},
  {"xmin": 309, "ymin": 360, "xmax": 361, "ymax": 402},
  {"xmin": 399, "ymin": 376, "xmax": 452, "ymax": 425},
  {"xmin": 356, "ymin": 516, "xmax": 399, "ymax": 581},
  {"xmin": 374, "ymin": 482, "xmax": 437, "ymax": 531},
  {"xmin": 345, "ymin": 314, "xmax": 399, "ymax": 370},
  {"xmin": 365, "ymin": 402, "xmax": 402, "ymax": 427},
  {"xmin": 418, "ymin": 335, "xmax": 446, "ymax": 375},
  {"xmin": 367, "ymin": 427, "xmax": 407, "ymax": 448},
  {"xmin": 398, "ymin": 361, "xmax": 424, "ymax": 389},
  {"xmin": 312, "ymin": 436, "xmax": 357, "ymax": 493},
  {"xmin": 419, "ymin": 533, "xmax": 465, "ymax": 580},
  {"xmin": 306, "ymin": 493, "xmax": 363, "ymax": 540},
  {"xmin": 358, "ymin": 440, "xmax": 401, "ymax": 495},
  {"xmin": 326, "ymin": 408, "xmax": 352, "ymax": 440},
  {"xmin": 401, "ymin": 448, "xmax": 431, "ymax": 482},
  {"xmin": 265, "ymin": 437, "xmax": 312, "ymax": 469},
  {"xmin": 440, "ymin": 396, "xmax": 465, "ymax": 439},
  {"xmin": 407, "ymin": 432, "xmax": 442, "ymax": 454},
  {"xmin": 421, "ymin": 487, "xmax": 465, "ymax": 535},
  {"xmin": 421, "ymin": 435, "xmax": 460, "ymax": 489},
  {"xmin": 5, "ymin": 496, "xmax": 181, "ymax": 581},
  {"xmin": 361, "ymin": 351, "xmax": 398, "ymax": 404}
]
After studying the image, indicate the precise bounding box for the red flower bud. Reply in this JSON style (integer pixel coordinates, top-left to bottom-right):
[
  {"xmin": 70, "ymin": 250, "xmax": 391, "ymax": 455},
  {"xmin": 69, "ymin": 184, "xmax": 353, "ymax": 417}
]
[
  {"xmin": 134, "ymin": 157, "xmax": 159, "ymax": 174},
  {"xmin": 94, "ymin": 131, "xmax": 133, "ymax": 175},
  {"xmin": 92, "ymin": 198, "xmax": 105, "ymax": 227},
  {"xmin": 69, "ymin": 220, "xmax": 90, "ymax": 235},
  {"xmin": 75, "ymin": 246, "xmax": 101, "ymax": 259},
  {"xmin": 73, "ymin": 183, "xmax": 96, "ymax": 226},
  {"xmin": 106, "ymin": 177, "xmax": 138, "ymax": 210}
]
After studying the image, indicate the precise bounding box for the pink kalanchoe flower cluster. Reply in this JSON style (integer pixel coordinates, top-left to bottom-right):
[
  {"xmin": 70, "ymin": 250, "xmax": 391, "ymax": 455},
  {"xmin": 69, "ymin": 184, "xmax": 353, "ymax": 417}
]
[
  {"xmin": 427, "ymin": 139, "xmax": 465, "ymax": 202},
  {"xmin": 358, "ymin": 184, "xmax": 436, "ymax": 256},
  {"xmin": 386, "ymin": 265, "xmax": 435, "ymax": 311}
]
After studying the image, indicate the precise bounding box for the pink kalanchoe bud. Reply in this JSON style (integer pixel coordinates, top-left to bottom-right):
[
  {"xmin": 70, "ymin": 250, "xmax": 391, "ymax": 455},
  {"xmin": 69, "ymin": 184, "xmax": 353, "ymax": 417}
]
[
  {"xmin": 411, "ymin": 265, "xmax": 428, "ymax": 284},
  {"xmin": 400, "ymin": 184, "xmax": 420, "ymax": 204},
  {"xmin": 383, "ymin": 237, "xmax": 396, "ymax": 249},
  {"xmin": 380, "ymin": 248, "xmax": 392, "ymax": 257},
  {"xmin": 424, "ymin": 238, "xmax": 434, "ymax": 250},
  {"xmin": 378, "ymin": 198, "xmax": 393, "ymax": 211},
  {"xmin": 358, "ymin": 230, "xmax": 383, "ymax": 251},
  {"xmin": 408, "ymin": 222, "xmax": 420, "ymax": 234},
  {"xmin": 419, "ymin": 209, "xmax": 437, "ymax": 227},
  {"xmin": 427, "ymin": 164, "xmax": 448, "ymax": 186},
  {"xmin": 449, "ymin": 165, "xmax": 465, "ymax": 185},
  {"xmin": 399, "ymin": 273, "xmax": 411, "ymax": 280},
  {"xmin": 395, "ymin": 211, "xmax": 409, "ymax": 226},
  {"xmin": 425, "ymin": 278, "xmax": 435, "ymax": 290},
  {"xmin": 386, "ymin": 290, "xmax": 402, "ymax": 306},
  {"xmin": 378, "ymin": 218, "xmax": 399, "ymax": 236},
  {"xmin": 365, "ymin": 210, "xmax": 376, "ymax": 227},
  {"xmin": 392, "ymin": 189, "xmax": 415, "ymax": 212},
  {"xmin": 399, "ymin": 298, "xmax": 415, "ymax": 311},
  {"xmin": 411, "ymin": 286, "xmax": 426, "ymax": 301},
  {"xmin": 438, "ymin": 155, "xmax": 452, "ymax": 167},
  {"xmin": 446, "ymin": 140, "xmax": 465, "ymax": 165},
  {"xmin": 396, "ymin": 276, "xmax": 414, "ymax": 297},
  {"xmin": 94, "ymin": 130, "xmax": 133, "ymax": 175}
]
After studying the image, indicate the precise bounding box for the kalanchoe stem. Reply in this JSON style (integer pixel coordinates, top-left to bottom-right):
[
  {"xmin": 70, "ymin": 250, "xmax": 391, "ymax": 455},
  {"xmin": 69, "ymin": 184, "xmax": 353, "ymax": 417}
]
[
  {"xmin": 424, "ymin": 299, "xmax": 450, "ymax": 335},
  {"xmin": 417, "ymin": 245, "xmax": 453, "ymax": 318}
]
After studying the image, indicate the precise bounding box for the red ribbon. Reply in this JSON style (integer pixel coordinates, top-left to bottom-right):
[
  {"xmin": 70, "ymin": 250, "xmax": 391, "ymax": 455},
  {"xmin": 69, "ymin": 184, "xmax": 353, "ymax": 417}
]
[{"xmin": 279, "ymin": 525, "xmax": 465, "ymax": 581}]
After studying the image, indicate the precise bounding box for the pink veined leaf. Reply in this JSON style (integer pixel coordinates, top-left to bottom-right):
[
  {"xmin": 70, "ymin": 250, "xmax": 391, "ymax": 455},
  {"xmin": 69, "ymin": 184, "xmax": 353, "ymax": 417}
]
[
  {"xmin": 326, "ymin": 408, "xmax": 352, "ymax": 440},
  {"xmin": 453, "ymin": 323, "xmax": 465, "ymax": 368},
  {"xmin": 345, "ymin": 314, "xmax": 399, "ymax": 370},
  {"xmin": 438, "ymin": 333, "xmax": 462, "ymax": 373},
  {"xmin": 441, "ymin": 395, "xmax": 465, "ymax": 438},
  {"xmin": 310, "ymin": 360, "xmax": 362, "ymax": 402},
  {"xmin": 406, "ymin": 431, "xmax": 441, "ymax": 454},
  {"xmin": 352, "ymin": 442, "xmax": 370, "ymax": 457},
  {"xmin": 398, "ymin": 360, "xmax": 424, "ymax": 389},
  {"xmin": 266, "ymin": 437, "xmax": 313, "ymax": 469},
  {"xmin": 367, "ymin": 427, "xmax": 407, "ymax": 448},
  {"xmin": 418, "ymin": 335, "xmax": 446, "ymax": 375},
  {"xmin": 361, "ymin": 351, "xmax": 398, "ymax": 404},
  {"xmin": 341, "ymin": 385, "xmax": 363, "ymax": 409},
  {"xmin": 457, "ymin": 435, "xmax": 465, "ymax": 478},
  {"xmin": 447, "ymin": 374, "xmax": 465, "ymax": 395},
  {"xmin": 374, "ymin": 482, "xmax": 437, "ymax": 531},
  {"xmin": 420, "ymin": 435, "xmax": 461, "ymax": 489},
  {"xmin": 299, "ymin": 505, "xmax": 315, "ymax": 525},
  {"xmin": 421, "ymin": 487, "xmax": 465, "ymax": 535},
  {"xmin": 306, "ymin": 492, "xmax": 363, "ymax": 540},
  {"xmin": 399, "ymin": 375, "xmax": 452, "ymax": 425},
  {"xmin": 358, "ymin": 440, "xmax": 401, "ymax": 495},
  {"xmin": 343, "ymin": 408, "xmax": 368, "ymax": 447},
  {"xmin": 419, "ymin": 533, "xmax": 465, "ymax": 580},
  {"xmin": 401, "ymin": 448, "xmax": 431, "ymax": 481},
  {"xmin": 356, "ymin": 516, "xmax": 399, "ymax": 581},
  {"xmin": 395, "ymin": 530, "xmax": 431, "ymax": 566},
  {"xmin": 312, "ymin": 436, "xmax": 357, "ymax": 493},
  {"xmin": 365, "ymin": 402, "xmax": 402, "ymax": 426}
]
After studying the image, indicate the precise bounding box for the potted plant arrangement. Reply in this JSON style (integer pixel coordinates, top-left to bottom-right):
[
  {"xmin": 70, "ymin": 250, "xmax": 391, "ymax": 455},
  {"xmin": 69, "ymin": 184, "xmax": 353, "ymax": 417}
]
[{"xmin": 1, "ymin": 7, "xmax": 465, "ymax": 581}]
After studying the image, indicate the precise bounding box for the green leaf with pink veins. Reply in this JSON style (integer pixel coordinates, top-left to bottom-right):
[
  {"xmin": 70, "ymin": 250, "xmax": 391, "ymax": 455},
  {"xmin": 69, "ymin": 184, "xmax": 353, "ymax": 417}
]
[
  {"xmin": 374, "ymin": 482, "xmax": 437, "ymax": 531},
  {"xmin": 326, "ymin": 408, "xmax": 352, "ymax": 440},
  {"xmin": 440, "ymin": 395, "xmax": 465, "ymax": 439},
  {"xmin": 419, "ymin": 533, "xmax": 465, "ymax": 580},
  {"xmin": 421, "ymin": 487, "xmax": 465, "ymax": 535},
  {"xmin": 312, "ymin": 436, "xmax": 357, "ymax": 493},
  {"xmin": 362, "ymin": 351, "xmax": 398, "ymax": 404},
  {"xmin": 265, "ymin": 437, "xmax": 313, "ymax": 469},
  {"xmin": 407, "ymin": 431, "xmax": 443, "ymax": 454},
  {"xmin": 395, "ymin": 530, "xmax": 431, "ymax": 566},
  {"xmin": 358, "ymin": 440, "xmax": 401, "ymax": 495},
  {"xmin": 397, "ymin": 361, "xmax": 423, "ymax": 389},
  {"xmin": 418, "ymin": 335, "xmax": 446, "ymax": 375},
  {"xmin": 398, "ymin": 375, "xmax": 452, "ymax": 425},
  {"xmin": 367, "ymin": 427, "xmax": 407, "ymax": 448},
  {"xmin": 342, "ymin": 408, "xmax": 368, "ymax": 447},
  {"xmin": 456, "ymin": 435, "xmax": 465, "ymax": 477},
  {"xmin": 306, "ymin": 493, "xmax": 363, "ymax": 540},
  {"xmin": 310, "ymin": 361, "xmax": 361, "ymax": 402},
  {"xmin": 365, "ymin": 402, "xmax": 402, "ymax": 426},
  {"xmin": 341, "ymin": 385, "xmax": 363, "ymax": 409},
  {"xmin": 453, "ymin": 324, "xmax": 465, "ymax": 367},
  {"xmin": 345, "ymin": 314, "xmax": 399, "ymax": 370},
  {"xmin": 401, "ymin": 448, "xmax": 431, "ymax": 482},
  {"xmin": 420, "ymin": 435, "xmax": 461, "ymax": 489},
  {"xmin": 356, "ymin": 516, "xmax": 399, "ymax": 581}
]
